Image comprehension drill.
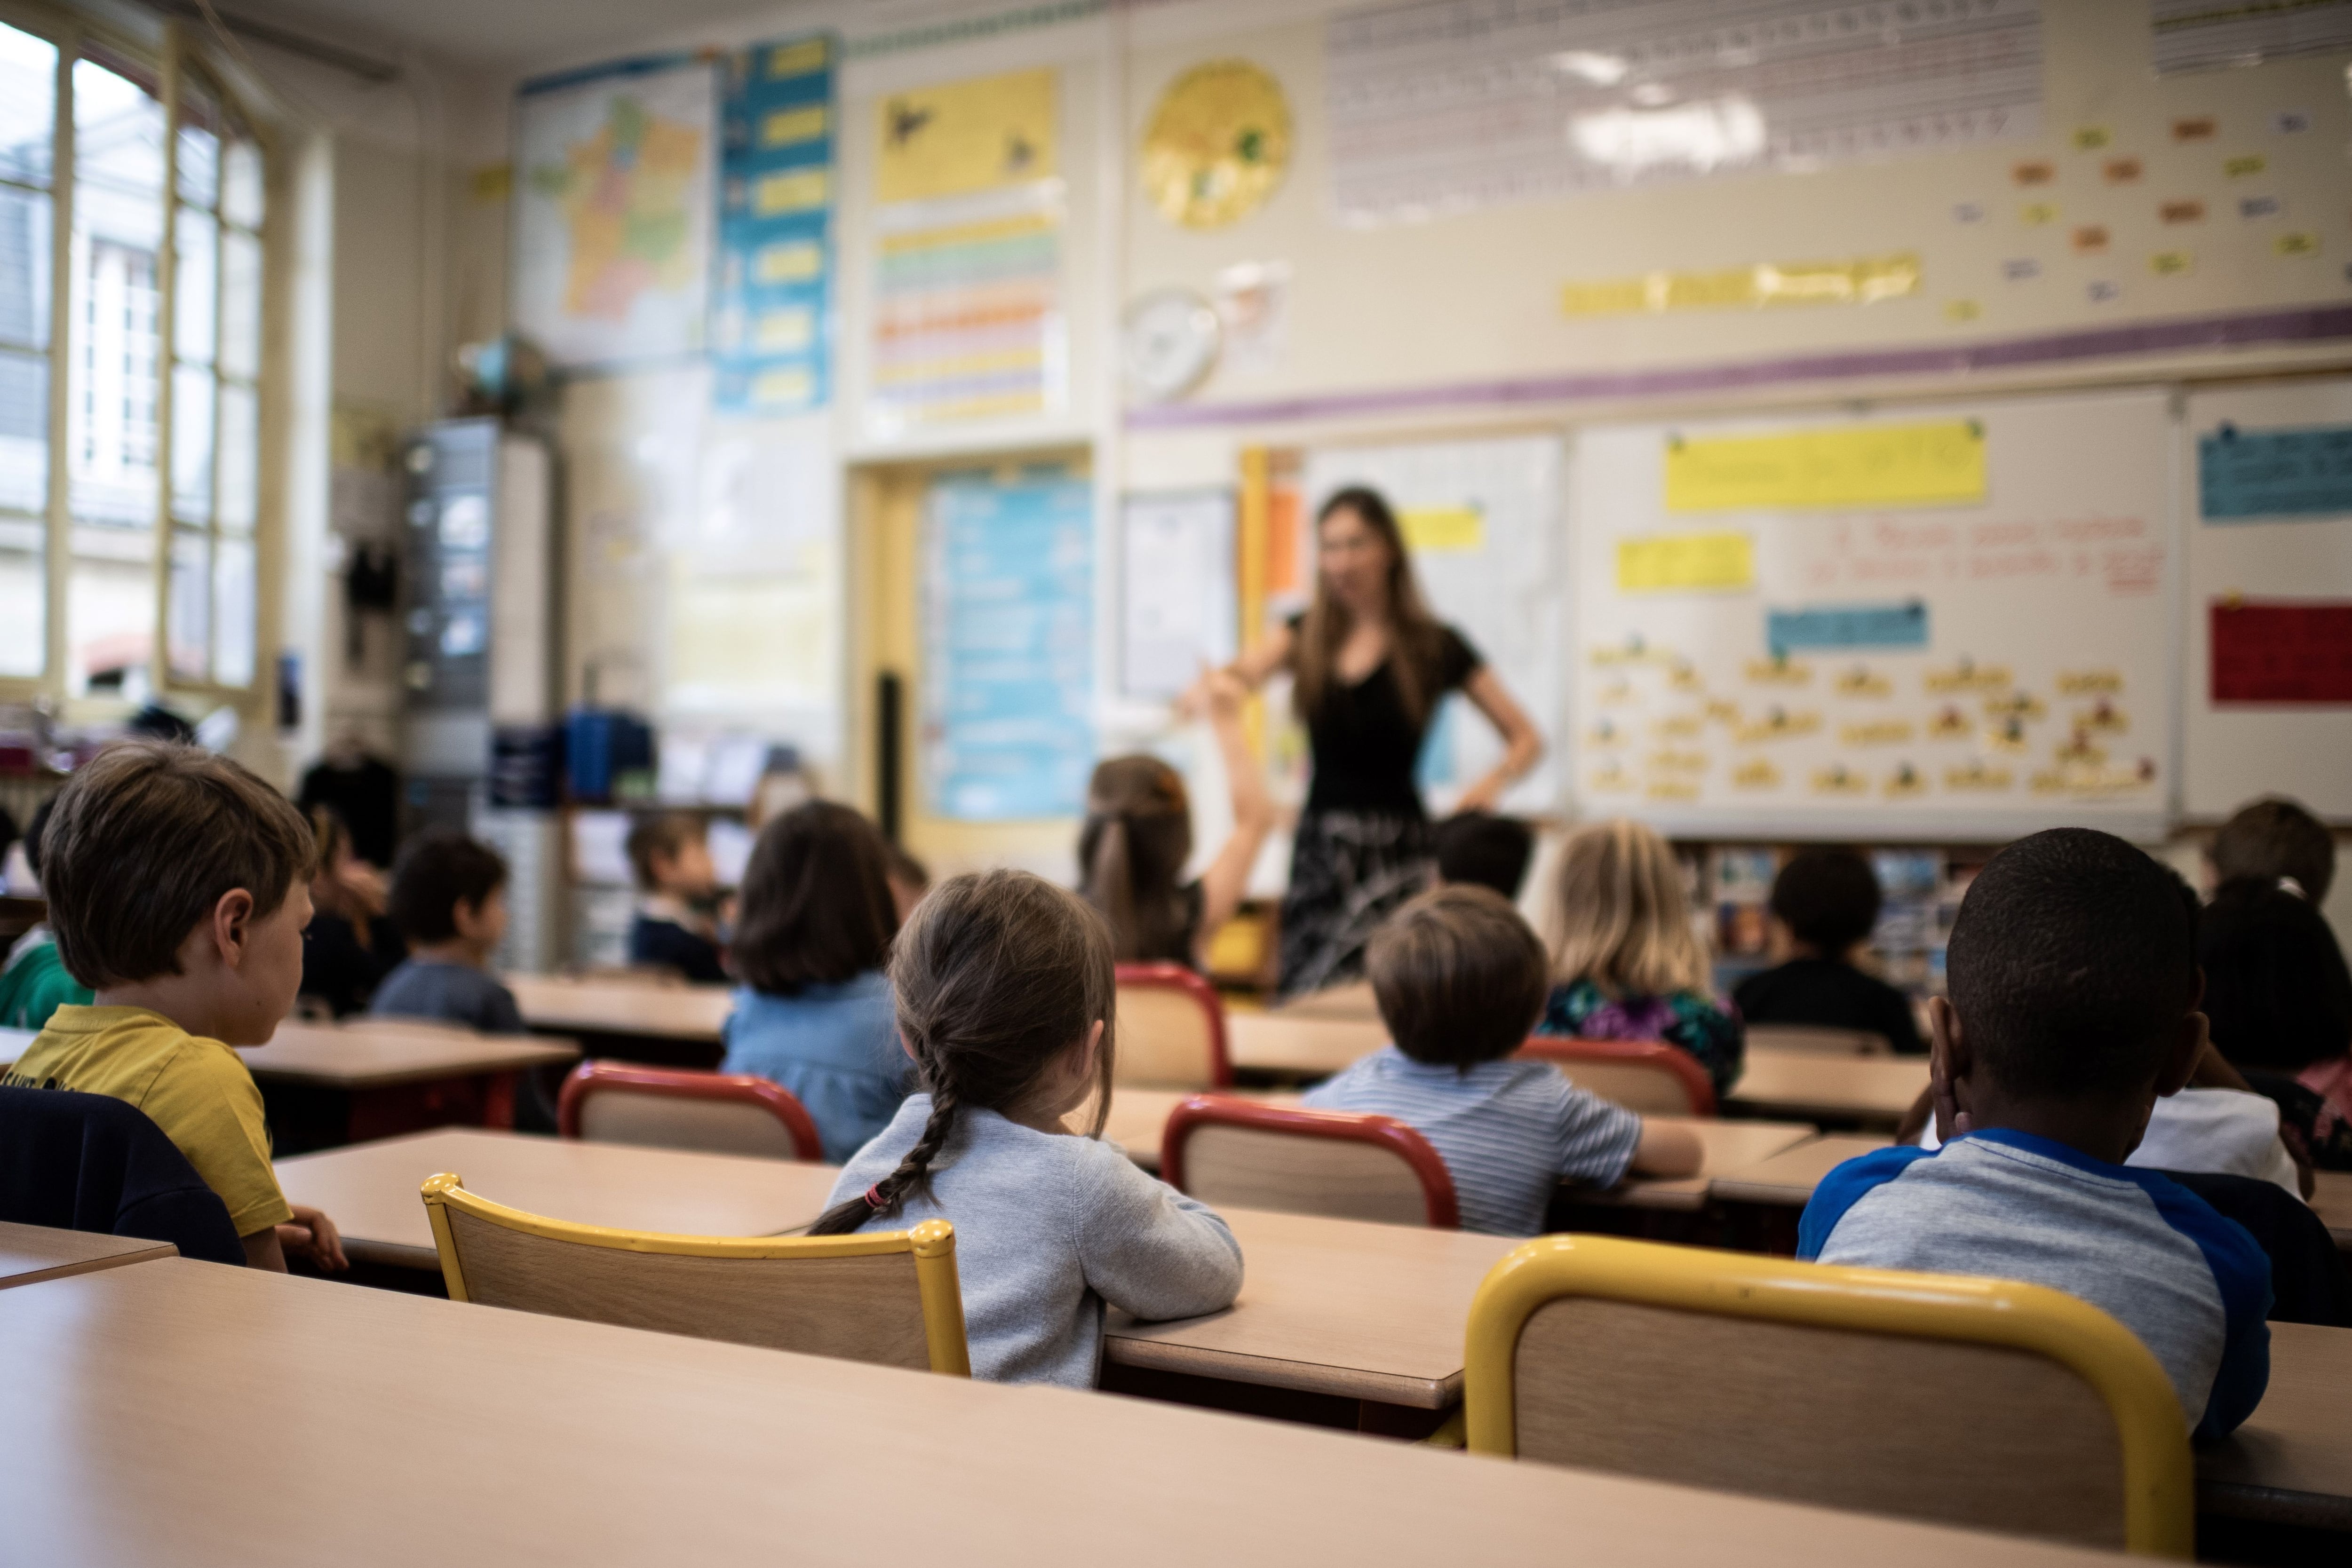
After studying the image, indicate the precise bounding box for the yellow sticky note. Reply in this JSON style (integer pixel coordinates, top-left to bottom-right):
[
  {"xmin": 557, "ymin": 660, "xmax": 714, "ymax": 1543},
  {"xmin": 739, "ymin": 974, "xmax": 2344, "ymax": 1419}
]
[
  {"xmin": 1561, "ymin": 276, "xmax": 1653, "ymax": 317},
  {"xmin": 761, "ymin": 105, "xmax": 828, "ymax": 148},
  {"xmin": 1664, "ymin": 420, "xmax": 1987, "ymax": 512},
  {"xmin": 2224, "ymin": 154, "xmax": 2266, "ymax": 177},
  {"xmin": 755, "ymin": 168, "xmax": 829, "ymax": 214},
  {"xmin": 1398, "ymin": 507, "xmax": 1484, "ymax": 552},
  {"xmin": 754, "ymin": 307, "xmax": 815, "ymax": 352},
  {"xmin": 2275, "ymin": 231, "xmax": 2320, "ymax": 257},
  {"xmin": 2020, "ymin": 201, "xmax": 2058, "ymax": 225},
  {"xmin": 1944, "ymin": 298, "xmax": 1981, "ymax": 322},
  {"xmin": 751, "ymin": 367, "xmax": 816, "ymax": 408},
  {"xmin": 875, "ymin": 67, "xmax": 1058, "ymax": 204},
  {"xmin": 755, "ymin": 240, "xmax": 824, "ymax": 284},
  {"xmin": 767, "ymin": 38, "xmax": 828, "ymax": 79},
  {"xmin": 2072, "ymin": 125, "xmax": 2111, "ymax": 150},
  {"xmin": 1618, "ymin": 532, "xmax": 1755, "ymax": 592},
  {"xmin": 2150, "ymin": 249, "xmax": 2193, "ymax": 276}
]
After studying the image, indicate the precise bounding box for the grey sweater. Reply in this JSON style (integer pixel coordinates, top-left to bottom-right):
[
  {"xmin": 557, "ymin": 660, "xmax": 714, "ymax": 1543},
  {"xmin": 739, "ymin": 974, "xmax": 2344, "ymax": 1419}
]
[{"xmin": 828, "ymin": 1096, "xmax": 1244, "ymax": 1387}]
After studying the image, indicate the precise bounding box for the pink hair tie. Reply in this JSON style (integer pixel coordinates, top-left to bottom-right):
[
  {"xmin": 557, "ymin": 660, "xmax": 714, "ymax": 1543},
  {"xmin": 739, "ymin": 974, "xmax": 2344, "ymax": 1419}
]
[{"xmin": 863, "ymin": 1185, "xmax": 886, "ymax": 1209}]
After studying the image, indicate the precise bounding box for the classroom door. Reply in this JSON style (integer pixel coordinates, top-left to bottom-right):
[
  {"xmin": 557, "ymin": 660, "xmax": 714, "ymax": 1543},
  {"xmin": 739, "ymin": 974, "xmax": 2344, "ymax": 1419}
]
[{"xmin": 847, "ymin": 449, "xmax": 1091, "ymax": 879}]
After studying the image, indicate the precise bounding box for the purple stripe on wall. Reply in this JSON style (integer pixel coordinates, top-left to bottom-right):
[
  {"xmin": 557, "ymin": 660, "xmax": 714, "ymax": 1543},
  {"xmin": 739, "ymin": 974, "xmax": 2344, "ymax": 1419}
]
[{"xmin": 1125, "ymin": 304, "xmax": 2352, "ymax": 431}]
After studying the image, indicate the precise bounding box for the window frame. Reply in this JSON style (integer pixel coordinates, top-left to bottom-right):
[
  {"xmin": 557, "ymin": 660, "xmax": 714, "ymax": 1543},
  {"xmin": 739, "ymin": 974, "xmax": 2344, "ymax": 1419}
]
[{"xmin": 0, "ymin": 0, "xmax": 282, "ymax": 721}]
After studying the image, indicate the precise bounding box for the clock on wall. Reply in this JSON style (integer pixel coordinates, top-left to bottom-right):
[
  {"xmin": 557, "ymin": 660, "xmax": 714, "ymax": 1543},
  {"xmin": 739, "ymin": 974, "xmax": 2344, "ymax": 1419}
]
[{"xmin": 1122, "ymin": 289, "xmax": 1223, "ymax": 403}]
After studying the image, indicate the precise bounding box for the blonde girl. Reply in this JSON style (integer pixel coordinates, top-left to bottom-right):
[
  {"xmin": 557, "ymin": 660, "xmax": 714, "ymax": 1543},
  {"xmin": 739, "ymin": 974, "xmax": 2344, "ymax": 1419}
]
[{"xmin": 1536, "ymin": 818, "xmax": 1744, "ymax": 1093}]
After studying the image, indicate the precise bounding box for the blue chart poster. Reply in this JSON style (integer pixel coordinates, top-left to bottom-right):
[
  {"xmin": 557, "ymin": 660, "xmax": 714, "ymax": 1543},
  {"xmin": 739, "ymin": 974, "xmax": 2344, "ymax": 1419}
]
[
  {"xmin": 2200, "ymin": 423, "xmax": 2352, "ymax": 520},
  {"xmin": 925, "ymin": 477, "xmax": 1095, "ymax": 820},
  {"xmin": 712, "ymin": 35, "xmax": 833, "ymax": 413}
]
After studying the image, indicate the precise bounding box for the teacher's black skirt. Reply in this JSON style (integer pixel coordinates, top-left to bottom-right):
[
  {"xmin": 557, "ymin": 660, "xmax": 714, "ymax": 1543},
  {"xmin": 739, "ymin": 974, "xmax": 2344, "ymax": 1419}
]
[{"xmin": 1277, "ymin": 809, "xmax": 1434, "ymax": 998}]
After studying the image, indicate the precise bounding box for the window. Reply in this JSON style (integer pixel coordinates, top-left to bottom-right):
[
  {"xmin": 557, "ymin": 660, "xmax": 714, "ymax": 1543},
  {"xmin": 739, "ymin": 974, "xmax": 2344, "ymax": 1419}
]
[{"xmin": 0, "ymin": 11, "xmax": 271, "ymax": 707}]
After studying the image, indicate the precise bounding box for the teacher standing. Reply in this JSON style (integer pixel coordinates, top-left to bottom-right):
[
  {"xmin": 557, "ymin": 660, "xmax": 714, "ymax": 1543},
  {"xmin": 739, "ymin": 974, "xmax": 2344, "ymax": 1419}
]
[{"xmin": 1218, "ymin": 486, "xmax": 1544, "ymax": 997}]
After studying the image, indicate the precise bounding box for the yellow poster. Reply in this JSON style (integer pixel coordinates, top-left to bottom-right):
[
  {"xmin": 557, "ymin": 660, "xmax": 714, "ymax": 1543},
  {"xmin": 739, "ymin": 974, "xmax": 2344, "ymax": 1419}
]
[
  {"xmin": 1399, "ymin": 506, "xmax": 1483, "ymax": 552},
  {"xmin": 875, "ymin": 68, "xmax": 1057, "ymax": 204},
  {"xmin": 1664, "ymin": 420, "xmax": 1986, "ymax": 512},
  {"xmin": 1617, "ymin": 531, "xmax": 1754, "ymax": 592}
]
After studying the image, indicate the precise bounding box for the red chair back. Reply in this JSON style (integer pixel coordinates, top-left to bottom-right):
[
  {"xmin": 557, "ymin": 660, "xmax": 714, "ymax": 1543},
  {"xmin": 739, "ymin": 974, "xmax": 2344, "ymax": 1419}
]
[
  {"xmin": 1161, "ymin": 1095, "xmax": 1458, "ymax": 1228},
  {"xmin": 1515, "ymin": 1037, "xmax": 1716, "ymax": 1117},
  {"xmin": 557, "ymin": 1061, "xmax": 823, "ymax": 1161},
  {"xmin": 1112, "ymin": 963, "xmax": 1234, "ymax": 1089}
]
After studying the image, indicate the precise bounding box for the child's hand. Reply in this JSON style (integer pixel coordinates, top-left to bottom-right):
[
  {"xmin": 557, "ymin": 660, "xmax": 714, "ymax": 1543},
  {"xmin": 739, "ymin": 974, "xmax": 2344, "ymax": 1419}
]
[{"xmin": 278, "ymin": 1204, "xmax": 349, "ymax": 1272}]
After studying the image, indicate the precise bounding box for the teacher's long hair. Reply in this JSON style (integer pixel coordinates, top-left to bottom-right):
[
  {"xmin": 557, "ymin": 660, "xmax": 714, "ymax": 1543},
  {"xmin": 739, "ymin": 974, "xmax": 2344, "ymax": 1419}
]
[{"xmin": 1292, "ymin": 486, "xmax": 1448, "ymax": 728}]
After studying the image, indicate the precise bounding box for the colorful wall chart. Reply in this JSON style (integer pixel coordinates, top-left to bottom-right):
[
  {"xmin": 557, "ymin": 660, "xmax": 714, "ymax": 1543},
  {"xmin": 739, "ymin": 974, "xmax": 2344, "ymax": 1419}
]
[
  {"xmin": 923, "ymin": 475, "xmax": 1094, "ymax": 820},
  {"xmin": 712, "ymin": 35, "xmax": 834, "ymax": 415}
]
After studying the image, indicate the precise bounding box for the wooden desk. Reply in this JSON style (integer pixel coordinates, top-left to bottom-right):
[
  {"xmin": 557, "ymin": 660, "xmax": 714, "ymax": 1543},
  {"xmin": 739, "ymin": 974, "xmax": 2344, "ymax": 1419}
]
[
  {"xmin": 0, "ymin": 1259, "xmax": 2130, "ymax": 1568},
  {"xmin": 1104, "ymin": 1206, "xmax": 1520, "ymax": 1410},
  {"xmin": 506, "ymin": 973, "xmax": 733, "ymax": 1042},
  {"xmin": 1725, "ymin": 1054, "xmax": 1928, "ymax": 1128},
  {"xmin": 0, "ymin": 1220, "xmax": 174, "ymax": 1289},
  {"xmin": 1587, "ymin": 1118, "xmax": 1821, "ymax": 1213},
  {"xmin": 2199, "ymin": 1321, "xmax": 2352, "ymax": 1531},
  {"xmin": 1708, "ymin": 1135, "xmax": 1894, "ymax": 1207},
  {"xmin": 2310, "ymin": 1170, "xmax": 2352, "ymax": 1252},
  {"xmin": 247, "ymin": 1020, "xmax": 580, "ymax": 1154},
  {"xmin": 1224, "ymin": 1011, "xmax": 1385, "ymax": 1078},
  {"xmin": 274, "ymin": 1128, "xmax": 837, "ymax": 1270}
]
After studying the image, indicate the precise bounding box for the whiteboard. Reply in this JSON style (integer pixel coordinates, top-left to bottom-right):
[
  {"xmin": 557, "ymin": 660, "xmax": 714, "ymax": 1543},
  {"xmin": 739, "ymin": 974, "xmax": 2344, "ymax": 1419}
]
[
  {"xmin": 2182, "ymin": 379, "xmax": 2352, "ymax": 821},
  {"xmin": 1119, "ymin": 489, "xmax": 1236, "ymax": 702},
  {"xmin": 1301, "ymin": 436, "xmax": 1562, "ymax": 815},
  {"xmin": 1569, "ymin": 391, "xmax": 2177, "ymax": 840}
]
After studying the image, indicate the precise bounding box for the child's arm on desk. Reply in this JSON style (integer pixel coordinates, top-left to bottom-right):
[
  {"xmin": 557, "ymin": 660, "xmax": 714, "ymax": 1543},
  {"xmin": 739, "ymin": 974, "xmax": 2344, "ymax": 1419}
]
[{"xmin": 1631, "ymin": 1119, "xmax": 1703, "ymax": 1178}]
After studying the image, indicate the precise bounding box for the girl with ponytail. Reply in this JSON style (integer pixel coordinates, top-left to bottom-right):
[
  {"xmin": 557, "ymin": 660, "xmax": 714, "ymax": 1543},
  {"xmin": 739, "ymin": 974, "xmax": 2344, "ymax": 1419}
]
[
  {"xmin": 1077, "ymin": 668, "xmax": 1272, "ymax": 968},
  {"xmin": 816, "ymin": 870, "xmax": 1244, "ymax": 1386}
]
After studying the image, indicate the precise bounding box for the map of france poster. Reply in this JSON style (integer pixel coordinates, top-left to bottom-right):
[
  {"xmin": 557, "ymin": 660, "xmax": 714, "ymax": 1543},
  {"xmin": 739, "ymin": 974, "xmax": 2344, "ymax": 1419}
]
[{"xmin": 514, "ymin": 56, "xmax": 717, "ymax": 372}]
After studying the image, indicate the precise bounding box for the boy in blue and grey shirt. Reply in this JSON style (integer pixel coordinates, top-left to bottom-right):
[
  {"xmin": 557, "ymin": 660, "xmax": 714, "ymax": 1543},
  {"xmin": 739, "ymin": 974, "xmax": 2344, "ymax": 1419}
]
[{"xmin": 1800, "ymin": 827, "xmax": 2270, "ymax": 1444}]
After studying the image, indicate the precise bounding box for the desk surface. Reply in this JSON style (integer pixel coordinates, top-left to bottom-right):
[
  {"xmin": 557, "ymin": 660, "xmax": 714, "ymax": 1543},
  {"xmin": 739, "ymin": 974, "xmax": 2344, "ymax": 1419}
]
[
  {"xmin": 244, "ymin": 1020, "xmax": 578, "ymax": 1088},
  {"xmin": 1725, "ymin": 1054, "xmax": 1928, "ymax": 1126},
  {"xmin": 2310, "ymin": 1170, "xmax": 2352, "ymax": 1252},
  {"xmin": 1709, "ymin": 1135, "xmax": 1894, "ymax": 1206},
  {"xmin": 505, "ymin": 973, "xmax": 735, "ymax": 1041},
  {"xmin": 275, "ymin": 1129, "xmax": 835, "ymax": 1268},
  {"xmin": 2199, "ymin": 1321, "xmax": 2352, "ymax": 1530},
  {"xmin": 0, "ymin": 1259, "xmax": 2129, "ymax": 1568},
  {"xmin": 0, "ymin": 1220, "xmax": 175, "ymax": 1289},
  {"xmin": 1591, "ymin": 1118, "xmax": 1823, "ymax": 1212},
  {"xmin": 1094, "ymin": 1086, "xmax": 1302, "ymax": 1170},
  {"xmin": 1224, "ymin": 1011, "xmax": 1386, "ymax": 1077}
]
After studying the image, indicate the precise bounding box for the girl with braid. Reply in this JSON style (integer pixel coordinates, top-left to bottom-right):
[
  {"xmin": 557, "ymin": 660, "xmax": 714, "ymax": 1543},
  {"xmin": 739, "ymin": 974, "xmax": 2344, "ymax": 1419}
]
[{"xmin": 817, "ymin": 870, "xmax": 1244, "ymax": 1386}]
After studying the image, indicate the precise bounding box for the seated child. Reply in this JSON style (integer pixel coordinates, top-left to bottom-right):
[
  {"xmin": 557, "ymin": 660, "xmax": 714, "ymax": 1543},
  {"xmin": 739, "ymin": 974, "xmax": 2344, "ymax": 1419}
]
[
  {"xmin": 1, "ymin": 741, "xmax": 345, "ymax": 1271},
  {"xmin": 1732, "ymin": 847, "xmax": 1923, "ymax": 1054},
  {"xmin": 1801, "ymin": 827, "xmax": 2270, "ymax": 1443},
  {"xmin": 1432, "ymin": 810, "xmax": 1536, "ymax": 900},
  {"xmin": 625, "ymin": 813, "xmax": 727, "ymax": 984},
  {"xmin": 1305, "ymin": 886, "xmax": 1702, "ymax": 1235},
  {"xmin": 2201, "ymin": 878, "xmax": 2352, "ymax": 1170},
  {"xmin": 1536, "ymin": 818, "xmax": 1745, "ymax": 1095},
  {"xmin": 819, "ymin": 870, "xmax": 1243, "ymax": 1386},
  {"xmin": 720, "ymin": 801, "xmax": 911, "ymax": 1162},
  {"xmin": 1078, "ymin": 669, "xmax": 1272, "ymax": 968},
  {"xmin": 0, "ymin": 798, "xmax": 95, "ymax": 1030},
  {"xmin": 371, "ymin": 830, "xmax": 525, "ymax": 1034},
  {"xmin": 2210, "ymin": 795, "xmax": 2336, "ymax": 902},
  {"xmin": 297, "ymin": 808, "xmax": 404, "ymax": 1019}
]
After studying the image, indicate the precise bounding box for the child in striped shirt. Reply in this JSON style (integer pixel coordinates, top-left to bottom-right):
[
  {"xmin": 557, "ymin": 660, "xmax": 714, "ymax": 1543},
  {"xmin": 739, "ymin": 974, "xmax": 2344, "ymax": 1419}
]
[{"xmin": 1303, "ymin": 886, "xmax": 1701, "ymax": 1235}]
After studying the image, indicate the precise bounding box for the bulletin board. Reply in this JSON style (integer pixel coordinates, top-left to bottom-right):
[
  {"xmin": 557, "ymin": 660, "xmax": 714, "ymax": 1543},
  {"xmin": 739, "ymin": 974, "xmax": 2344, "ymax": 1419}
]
[
  {"xmin": 2181, "ymin": 378, "xmax": 2352, "ymax": 821},
  {"xmin": 1569, "ymin": 390, "xmax": 2177, "ymax": 839}
]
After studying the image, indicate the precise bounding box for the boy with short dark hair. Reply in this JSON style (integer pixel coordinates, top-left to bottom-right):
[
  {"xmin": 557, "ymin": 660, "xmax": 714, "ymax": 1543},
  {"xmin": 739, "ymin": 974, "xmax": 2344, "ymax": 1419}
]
[
  {"xmin": 2211, "ymin": 795, "xmax": 2336, "ymax": 903},
  {"xmin": 1800, "ymin": 828, "xmax": 2270, "ymax": 1443},
  {"xmin": 1733, "ymin": 847, "xmax": 1923, "ymax": 1053},
  {"xmin": 1432, "ymin": 811, "xmax": 1536, "ymax": 900},
  {"xmin": 1, "ymin": 742, "xmax": 346, "ymax": 1272},
  {"xmin": 624, "ymin": 811, "xmax": 726, "ymax": 983},
  {"xmin": 1302, "ymin": 885, "xmax": 1700, "ymax": 1235},
  {"xmin": 371, "ymin": 829, "xmax": 525, "ymax": 1033}
]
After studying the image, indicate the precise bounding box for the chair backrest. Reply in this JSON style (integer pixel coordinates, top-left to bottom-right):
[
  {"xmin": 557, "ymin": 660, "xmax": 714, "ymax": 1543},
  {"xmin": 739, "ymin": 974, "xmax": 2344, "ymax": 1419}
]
[
  {"xmin": 1746, "ymin": 1024, "xmax": 1893, "ymax": 1057},
  {"xmin": 1161, "ymin": 1095, "xmax": 1457, "ymax": 1227},
  {"xmin": 0, "ymin": 1085, "xmax": 245, "ymax": 1266},
  {"xmin": 1112, "ymin": 964, "xmax": 1233, "ymax": 1089},
  {"xmin": 1464, "ymin": 1234, "xmax": 2193, "ymax": 1557},
  {"xmin": 556, "ymin": 1061, "xmax": 821, "ymax": 1161},
  {"xmin": 1515, "ymin": 1037, "xmax": 1715, "ymax": 1116},
  {"xmin": 419, "ymin": 1172, "xmax": 969, "ymax": 1375}
]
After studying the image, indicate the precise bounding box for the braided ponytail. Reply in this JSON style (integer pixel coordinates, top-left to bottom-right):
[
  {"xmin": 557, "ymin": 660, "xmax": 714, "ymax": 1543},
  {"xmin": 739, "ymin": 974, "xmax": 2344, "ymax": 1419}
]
[{"xmin": 810, "ymin": 869, "xmax": 1117, "ymax": 1236}]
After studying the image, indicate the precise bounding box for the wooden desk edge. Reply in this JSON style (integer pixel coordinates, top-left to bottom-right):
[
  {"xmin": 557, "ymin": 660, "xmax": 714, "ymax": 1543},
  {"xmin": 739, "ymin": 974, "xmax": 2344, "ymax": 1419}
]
[
  {"xmin": 346, "ymin": 1238, "xmax": 441, "ymax": 1272},
  {"xmin": 0, "ymin": 1240, "xmax": 178, "ymax": 1289},
  {"xmin": 1708, "ymin": 1180, "xmax": 1813, "ymax": 1207},
  {"xmin": 2195, "ymin": 1478, "xmax": 2352, "ymax": 1533},
  {"xmin": 1100, "ymin": 1336, "xmax": 1458, "ymax": 1410},
  {"xmin": 250, "ymin": 1046, "xmax": 580, "ymax": 1090}
]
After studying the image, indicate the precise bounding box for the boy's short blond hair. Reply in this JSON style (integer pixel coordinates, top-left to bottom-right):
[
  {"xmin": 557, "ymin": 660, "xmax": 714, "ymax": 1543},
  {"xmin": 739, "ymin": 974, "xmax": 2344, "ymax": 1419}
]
[{"xmin": 41, "ymin": 741, "xmax": 314, "ymax": 987}]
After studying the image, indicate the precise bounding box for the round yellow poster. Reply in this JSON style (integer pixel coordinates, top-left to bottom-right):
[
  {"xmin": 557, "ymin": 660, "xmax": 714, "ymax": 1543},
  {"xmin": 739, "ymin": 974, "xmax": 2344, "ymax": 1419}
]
[{"xmin": 1141, "ymin": 61, "xmax": 1291, "ymax": 229}]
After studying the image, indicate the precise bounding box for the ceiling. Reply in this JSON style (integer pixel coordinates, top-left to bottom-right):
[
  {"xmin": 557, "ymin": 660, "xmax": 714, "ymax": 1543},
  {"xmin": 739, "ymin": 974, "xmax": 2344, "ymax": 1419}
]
[{"xmin": 209, "ymin": 0, "xmax": 797, "ymax": 71}]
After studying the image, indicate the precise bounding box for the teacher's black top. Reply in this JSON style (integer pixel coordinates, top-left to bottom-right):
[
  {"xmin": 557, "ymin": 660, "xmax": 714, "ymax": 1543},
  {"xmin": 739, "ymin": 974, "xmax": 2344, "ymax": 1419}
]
[{"xmin": 1290, "ymin": 616, "xmax": 1484, "ymax": 817}]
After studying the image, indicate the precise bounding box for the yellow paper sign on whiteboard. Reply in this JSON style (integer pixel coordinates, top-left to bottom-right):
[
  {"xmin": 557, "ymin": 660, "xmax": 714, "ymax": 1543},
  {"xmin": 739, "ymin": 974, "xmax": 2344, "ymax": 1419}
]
[
  {"xmin": 1665, "ymin": 420, "xmax": 1986, "ymax": 512},
  {"xmin": 875, "ymin": 68, "xmax": 1057, "ymax": 204},
  {"xmin": 1618, "ymin": 532, "xmax": 1755, "ymax": 592},
  {"xmin": 1399, "ymin": 507, "xmax": 1483, "ymax": 552}
]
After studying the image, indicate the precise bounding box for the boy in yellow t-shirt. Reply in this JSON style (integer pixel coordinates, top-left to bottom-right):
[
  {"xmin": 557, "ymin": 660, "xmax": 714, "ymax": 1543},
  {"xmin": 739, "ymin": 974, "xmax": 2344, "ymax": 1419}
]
[{"xmin": 3, "ymin": 742, "xmax": 347, "ymax": 1271}]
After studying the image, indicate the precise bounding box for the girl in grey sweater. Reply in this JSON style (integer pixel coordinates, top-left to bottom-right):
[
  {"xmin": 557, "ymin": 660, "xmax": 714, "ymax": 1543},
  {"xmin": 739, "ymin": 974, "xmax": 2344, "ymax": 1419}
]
[{"xmin": 817, "ymin": 869, "xmax": 1244, "ymax": 1387}]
